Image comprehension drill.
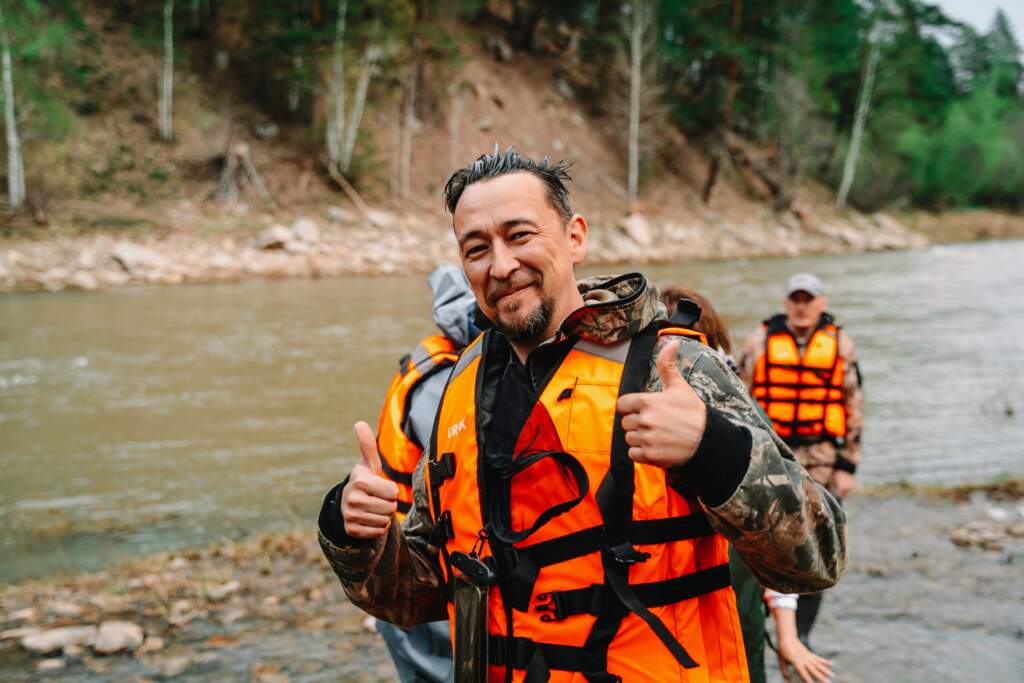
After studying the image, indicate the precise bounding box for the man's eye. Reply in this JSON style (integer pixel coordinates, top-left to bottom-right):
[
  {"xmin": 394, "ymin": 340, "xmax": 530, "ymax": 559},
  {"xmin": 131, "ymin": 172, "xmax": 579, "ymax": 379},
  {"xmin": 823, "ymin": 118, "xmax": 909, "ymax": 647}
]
[
  {"xmin": 510, "ymin": 231, "xmax": 531, "ymax": 242},
  {"xmin": 465, "ymin": 244, "xmax": 487, "ymax": 258}
]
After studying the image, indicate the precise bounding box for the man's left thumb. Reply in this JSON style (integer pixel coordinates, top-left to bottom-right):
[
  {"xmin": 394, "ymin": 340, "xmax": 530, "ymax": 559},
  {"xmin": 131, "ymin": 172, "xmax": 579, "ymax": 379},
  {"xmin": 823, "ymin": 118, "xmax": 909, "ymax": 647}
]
[{"xmin": 655, "ymin": 340, "xmax": 685, "ymax": 389}]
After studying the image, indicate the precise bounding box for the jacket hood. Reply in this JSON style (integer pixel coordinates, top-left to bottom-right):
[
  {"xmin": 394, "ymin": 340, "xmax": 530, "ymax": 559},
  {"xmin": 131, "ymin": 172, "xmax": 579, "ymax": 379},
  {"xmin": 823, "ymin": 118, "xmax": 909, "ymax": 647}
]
[
  {"xmin": 427, "ymin": 264, "xmax": 479, "ymax": 348},
  {"xmin": 562, "ymin": 272, "xmax": 667, "ymax": 344}
]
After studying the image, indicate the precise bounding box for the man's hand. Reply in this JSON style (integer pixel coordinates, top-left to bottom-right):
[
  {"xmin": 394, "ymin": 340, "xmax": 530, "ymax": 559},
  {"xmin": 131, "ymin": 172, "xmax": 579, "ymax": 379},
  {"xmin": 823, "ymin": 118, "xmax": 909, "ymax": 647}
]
[
  {"xmin": 616, "ymin": 340, "xmax": 708, "ymax": 468},
  {"xmin": 340, "ymin": 421, "xmax": 399, "ymax": 539},
  {"xmin": 830, "ymin": 469, "xmax": 855, "ymax": 499}
]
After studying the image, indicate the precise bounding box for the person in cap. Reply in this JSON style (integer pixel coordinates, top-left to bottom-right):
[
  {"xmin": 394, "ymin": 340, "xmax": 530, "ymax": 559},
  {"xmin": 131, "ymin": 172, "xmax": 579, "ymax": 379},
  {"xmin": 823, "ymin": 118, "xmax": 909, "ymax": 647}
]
[
  {"xmin": 367, "ymin": 264, "xmax": 480, "ymax": 682},
  {"xmin": 738, "ymin": 273, "xmax": 863, "ymax": 648},
  {"xmin": 318, "ymin": 149, "xmax": 847, "ymax": 683}
]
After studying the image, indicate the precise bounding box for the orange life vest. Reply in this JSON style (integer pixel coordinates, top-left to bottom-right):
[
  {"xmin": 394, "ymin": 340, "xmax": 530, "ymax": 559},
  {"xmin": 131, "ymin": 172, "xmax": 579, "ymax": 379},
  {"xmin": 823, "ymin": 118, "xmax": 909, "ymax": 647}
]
[
  {"xmin": 425, "ymin": 323, "xmax": 748, "ymax": 683},
  {"xmin": 376, "ymin": 334, "xmax": 459, "ymax": 518},
  {"xmin": 751, "ymin": 314, "xmax": 847, "ymax": 444}
]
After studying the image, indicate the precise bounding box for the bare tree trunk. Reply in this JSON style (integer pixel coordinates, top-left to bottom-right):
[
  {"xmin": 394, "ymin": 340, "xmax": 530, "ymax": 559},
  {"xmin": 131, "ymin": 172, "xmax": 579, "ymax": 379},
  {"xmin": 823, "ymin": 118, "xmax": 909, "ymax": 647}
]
[
  {"xmin": 390, "ymin": 97, "xmax": 401, "ymax": 198},
  {"xmin": 400, "ymin": 66, "xmax": 417, "ymax": 200},
  {"xmin": 159, "ymin": 0, "xmax": 174, "ymax": 142},
  {"xmin": 836, "ymin": 30, "xmax": 881, "ymax": 208},
  {"xmin": 449, "ymin": 86, "xmax": 461, "ymax": 172},
  {"xmin": 340, "ymin": 39, "xmax": 379, "ymax": 174},
  {"xmin": 326, "ymin": 0, "xmax": 347, "ymax": 168},
  {"xmin": 0, "ymin": 2, "xmax": 24, "ymax": 210},
  {"xmin": 627, "ymin": 0, "xmax": 645, "ymax": 213},
  {"xmin": 288, "ymin": 51, "xmax": 302, "ymax": 113}
]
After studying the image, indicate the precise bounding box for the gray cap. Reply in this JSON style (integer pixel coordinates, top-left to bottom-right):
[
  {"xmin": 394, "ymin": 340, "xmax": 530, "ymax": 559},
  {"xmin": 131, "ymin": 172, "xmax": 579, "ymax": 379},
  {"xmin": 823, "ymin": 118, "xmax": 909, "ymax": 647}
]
[{"xmin": 784, "ymin": 272, "xmax": 824, "ymax": 298}]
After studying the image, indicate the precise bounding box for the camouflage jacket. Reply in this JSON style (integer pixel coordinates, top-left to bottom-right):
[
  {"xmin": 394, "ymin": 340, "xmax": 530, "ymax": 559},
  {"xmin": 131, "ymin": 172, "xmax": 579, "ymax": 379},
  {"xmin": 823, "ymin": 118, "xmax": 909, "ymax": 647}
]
[{"xmin": 319, "ymin": 273, "xmax": 847, "ymax": 627}]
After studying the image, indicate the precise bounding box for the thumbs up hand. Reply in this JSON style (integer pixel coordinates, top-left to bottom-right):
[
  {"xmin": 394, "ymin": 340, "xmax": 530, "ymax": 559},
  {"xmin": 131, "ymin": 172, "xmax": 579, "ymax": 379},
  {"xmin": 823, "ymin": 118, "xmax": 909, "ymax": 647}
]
[
  {"xmin": 615, "ymin": 340, "xmax": 708, "ymax": 468},
  {"xmin": 340, "ymin": 421, "xmax": 400, "ymax": 539}
]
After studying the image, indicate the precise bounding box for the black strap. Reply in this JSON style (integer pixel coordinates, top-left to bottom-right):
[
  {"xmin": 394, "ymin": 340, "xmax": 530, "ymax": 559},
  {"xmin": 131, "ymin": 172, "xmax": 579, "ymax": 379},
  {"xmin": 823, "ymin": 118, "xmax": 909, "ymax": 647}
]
[
  {"xmin": 378, "ymin": 454, "xmax": 413, "ymax": 486},
  {"xmin": 669, "ymin": 297, "xmax": 703, "ymax": 327},
  {"xmin": 535, "ymin": 563, "xmax": 731, "ymax": 621},
  {"xmin": 595, "ymin": 321, "xmax": 700, "ymax": 670},
  {"xmin": 490, "ymin": 636, "xmax": 608, "ymax": 676},
  {"xmin": 396, "ymin": 500, "xmax": 411, "ymax": 515}
]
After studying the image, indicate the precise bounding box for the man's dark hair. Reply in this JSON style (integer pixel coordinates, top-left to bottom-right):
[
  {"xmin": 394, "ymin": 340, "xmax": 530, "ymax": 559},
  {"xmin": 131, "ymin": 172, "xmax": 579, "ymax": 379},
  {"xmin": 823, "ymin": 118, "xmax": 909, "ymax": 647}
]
[{"xmin": 443, "ymin": 147, "xmax": 574, "ymax": 223}]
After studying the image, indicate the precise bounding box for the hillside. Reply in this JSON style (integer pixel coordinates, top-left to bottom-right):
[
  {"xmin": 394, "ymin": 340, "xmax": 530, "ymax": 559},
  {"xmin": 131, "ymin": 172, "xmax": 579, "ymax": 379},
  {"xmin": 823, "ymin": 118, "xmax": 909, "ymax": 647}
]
[{"xmin": 3, "ymin": 4, "xmax": 1016, "ymax": 292}]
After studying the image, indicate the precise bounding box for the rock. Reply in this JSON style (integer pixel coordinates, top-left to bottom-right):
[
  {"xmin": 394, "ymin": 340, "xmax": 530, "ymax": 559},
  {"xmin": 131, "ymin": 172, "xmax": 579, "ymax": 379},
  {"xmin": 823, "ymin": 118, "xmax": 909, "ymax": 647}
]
[
  {"xmin": 157, "ymin": 655, "xmax": 192, "ymax": 678},
  {"xmin": 89, "ymin": 594, "xmax": 133, "ymax": 614},
  {"xmin": 21, "ymin": 625, "xmax": 97, "ymax": 654},
  {"xmin": 366, "ymin": 208, "xmax": 397, "ymax": 229},
  {"xmin": 484, "ymin": 35, "xmax": 513, "ymax": 62},
  {"xmin": 556, "ymin": 77, "xmax": 575, "ymax": 99},
  {"xmin": 8, "ymin": 607, "xmax": 38, "ymax": 622},
  {"xmin": 205, "ymin": 580, "xmax": 241, "ymax": 602},
  {"xmin": 477, "ymin": 117, "xmax": 494, "ymax": 132},
  {"xmin": 291, "ymin": 218, "xmax": 320, "ymax": 244},
  {"xmin": 326, "ymin": 206, "xmax": 357, "ymax": 224},
  {"xmin": 252, "ymin": 663, "xmax": 291, "ymax": 683},
  {"xmin": 619, "ymin": 213, "xmax": 654, "ymax": 247},
  {"xmin": 1006, "ymin": 521, "xmax": 1024, "ymax": 538},
  {"xmin": 254, "ymin": 122, "xmax": 280, "ymax": 140},
  {"xmin": 36, "ymin": 658, "xmax": 65, "ymax": 672},
  {"xmin": 1, "ymin": 626, "xmax": 40, "ymax": 640},
  {"xmin": 256, "ymin": 225, "xmax": 294, "ymax": 250},
  {"xmin": 63, "ymin": 644, "xmax": 84, "ymax": 657},
  {"xmin": 111, "ymin": 242, "xmax": 169, "ymax": 273},
  {"xmin": 67, "ymin": 271, "xmax": 100, "ymax": 291},
  {"xmin": 208, "ymin": 252, "xmax": 237, "ymax": 271},
  {"xmin": 136, "ymin": 636, "xmax": 165, "ymax": 655},
  {"xmin": 362, "ymin": 615, "xmax": 377, "ymax": 632},
  {"xmin": 93, "ymin": 620, "xmax": 144, "ymax": 654}
]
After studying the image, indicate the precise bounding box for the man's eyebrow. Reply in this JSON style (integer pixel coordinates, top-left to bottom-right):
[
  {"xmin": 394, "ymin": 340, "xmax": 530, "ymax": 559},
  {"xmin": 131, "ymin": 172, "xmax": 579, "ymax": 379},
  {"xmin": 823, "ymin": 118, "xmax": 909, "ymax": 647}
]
[{"xmin": 457, "ymin": 229, "xmax": 485, "ymax": 247}]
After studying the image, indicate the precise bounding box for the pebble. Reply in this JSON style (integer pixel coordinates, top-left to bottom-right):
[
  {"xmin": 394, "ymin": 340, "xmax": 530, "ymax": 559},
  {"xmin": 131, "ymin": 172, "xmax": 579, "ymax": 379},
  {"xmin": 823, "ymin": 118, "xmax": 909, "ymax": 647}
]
[
  {"xmin": 93, "ymin": 620, "xmax": 144, "ymax": 654},
  {"xmin": 21, "ymin": 625, "xmax": 97, "ymax": 654}
]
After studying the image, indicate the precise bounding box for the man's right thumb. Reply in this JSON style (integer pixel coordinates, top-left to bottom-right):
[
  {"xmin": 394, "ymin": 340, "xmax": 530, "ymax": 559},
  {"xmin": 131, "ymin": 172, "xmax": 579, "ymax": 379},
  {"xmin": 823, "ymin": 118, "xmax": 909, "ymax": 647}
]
[{"xmin": 353, "ymin": 421, "xmax": 382, "ymax": 473}]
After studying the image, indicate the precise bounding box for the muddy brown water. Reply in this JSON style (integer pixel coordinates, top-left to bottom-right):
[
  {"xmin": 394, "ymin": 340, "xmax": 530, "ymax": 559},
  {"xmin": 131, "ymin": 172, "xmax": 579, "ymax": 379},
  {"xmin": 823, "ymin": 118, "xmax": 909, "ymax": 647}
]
[{"xmin": 2, "ymin": 240, "xmax": 1023, "ymax": 583}]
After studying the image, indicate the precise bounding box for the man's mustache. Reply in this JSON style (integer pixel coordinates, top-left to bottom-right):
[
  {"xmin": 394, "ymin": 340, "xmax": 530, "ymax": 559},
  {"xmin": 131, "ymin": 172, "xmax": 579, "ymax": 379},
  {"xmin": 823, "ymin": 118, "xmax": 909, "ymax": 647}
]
[{"xmin": 486, "ymin": 271, "xmax": 542, "ymax": 307}]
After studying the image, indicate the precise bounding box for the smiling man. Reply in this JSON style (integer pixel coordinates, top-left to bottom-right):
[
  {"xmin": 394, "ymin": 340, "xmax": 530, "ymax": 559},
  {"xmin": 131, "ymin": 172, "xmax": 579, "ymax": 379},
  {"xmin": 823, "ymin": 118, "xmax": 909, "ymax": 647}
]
[{"xmin": 318, "ymin": 149, "xmax": 847, "ymax": 683}]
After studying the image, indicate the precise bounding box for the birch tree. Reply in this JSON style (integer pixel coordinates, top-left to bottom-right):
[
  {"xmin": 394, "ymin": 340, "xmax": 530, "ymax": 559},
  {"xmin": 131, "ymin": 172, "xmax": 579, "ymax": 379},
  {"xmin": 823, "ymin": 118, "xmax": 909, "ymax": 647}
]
[
  {"xmin": 326, "ymin": 0, "xmax": 347, "ymax": 169},
  {"xmin": 626, "ymin": 0, "xmax": 653, "ymax": 213},
  {"xmin": 159, "ymin": 0, "xmax": 174, "ymax": 142},
  {"xmin": 0, "ymin": 1, "xmax": 24, "ymax": 210},
  {"xmin": 836, "ymin": 23, "xmax": 882, "ymax": 208},
  {"xmin": 399, "ymin": 65, "xmax": 417, "ymax": 200},
  {"xmin": 340, "ymin": 37, "xmax": 380, "ymax": 174}
]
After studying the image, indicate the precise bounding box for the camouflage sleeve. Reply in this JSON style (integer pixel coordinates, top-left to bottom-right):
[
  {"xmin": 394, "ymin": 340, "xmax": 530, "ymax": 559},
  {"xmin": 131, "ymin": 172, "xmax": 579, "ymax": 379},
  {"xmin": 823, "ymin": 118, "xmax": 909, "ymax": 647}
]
[
  {"xmin": 736, "ymin": 326, "xmax": 765, "ymax": 391},
  {"xmin": 839, "ymin": 331, "xmax": 863, "ymax": 466},
  {"xmin": 318, "ymin": 454, "xmax": 449, "ymax": 627},
  {"xmin": 660, "ymin": 338, "xmax": 848, "ymax": 594}
]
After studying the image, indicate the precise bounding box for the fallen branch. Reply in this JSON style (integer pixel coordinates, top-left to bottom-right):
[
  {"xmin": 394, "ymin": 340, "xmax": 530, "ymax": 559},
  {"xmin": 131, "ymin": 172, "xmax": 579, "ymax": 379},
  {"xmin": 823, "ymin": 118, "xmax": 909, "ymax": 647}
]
[{"xmin": 320, "ymin": 157, "xmax": 371, "ymax": 217}]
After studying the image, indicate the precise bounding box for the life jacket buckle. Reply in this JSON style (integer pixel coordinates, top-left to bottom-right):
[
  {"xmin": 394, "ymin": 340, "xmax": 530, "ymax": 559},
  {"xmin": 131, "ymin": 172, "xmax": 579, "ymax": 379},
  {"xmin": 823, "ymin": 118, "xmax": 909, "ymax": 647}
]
[
  {"xmin": 534, "ymin": 591, "xmax": 566, "ymax": 621},
  {"xmin": 430, "ymin": 452, "xmax": 456, "ymax": 482},
  {"xmin": 438, "ymin": 510, "xmax": 455, "ymax": 542},
  {"xmin": 606, "ymin": 541, "xmax": 650, "ymax": 565}
]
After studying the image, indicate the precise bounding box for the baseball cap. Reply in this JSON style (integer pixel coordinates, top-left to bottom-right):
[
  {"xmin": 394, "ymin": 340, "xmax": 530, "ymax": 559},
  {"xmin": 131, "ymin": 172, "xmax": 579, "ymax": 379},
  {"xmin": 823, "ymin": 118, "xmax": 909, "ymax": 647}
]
[{"xmin": 784, "ymin": 273, "xmax": 824, "ymax": 298}]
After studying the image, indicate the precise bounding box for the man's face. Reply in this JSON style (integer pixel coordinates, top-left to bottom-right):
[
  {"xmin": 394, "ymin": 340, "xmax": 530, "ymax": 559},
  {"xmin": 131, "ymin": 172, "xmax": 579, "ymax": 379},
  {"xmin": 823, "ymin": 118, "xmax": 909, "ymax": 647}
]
[
  {"xmin": 783, "ymin": 291, "xmax": 827, "ymax": 332},
  {"xmin": 453, "ymin": 172, "xmax": 588, "ymax": 344}
]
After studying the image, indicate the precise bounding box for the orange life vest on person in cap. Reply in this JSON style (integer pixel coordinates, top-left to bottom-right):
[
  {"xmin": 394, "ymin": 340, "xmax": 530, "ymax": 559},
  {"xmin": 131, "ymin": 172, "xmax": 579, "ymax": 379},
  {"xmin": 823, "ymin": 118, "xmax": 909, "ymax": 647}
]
[
  {"xmin": 751, "ymin": 313, "xmax": 847, "ymax": 444},
  {"xmin": 425, "ymin": 322, "xmax": 749, "ymax": 683},
  {"xmin": 376, "ymin": 334, "xmax": 459, "ymax": 518}
]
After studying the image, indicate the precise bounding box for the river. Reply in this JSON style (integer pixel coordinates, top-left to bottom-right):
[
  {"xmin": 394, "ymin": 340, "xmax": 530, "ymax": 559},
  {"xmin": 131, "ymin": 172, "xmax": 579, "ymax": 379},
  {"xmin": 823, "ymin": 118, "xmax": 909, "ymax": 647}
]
[{"xmin": 2, "ymin": 240, "xmax": 1023, "ymax": 582}]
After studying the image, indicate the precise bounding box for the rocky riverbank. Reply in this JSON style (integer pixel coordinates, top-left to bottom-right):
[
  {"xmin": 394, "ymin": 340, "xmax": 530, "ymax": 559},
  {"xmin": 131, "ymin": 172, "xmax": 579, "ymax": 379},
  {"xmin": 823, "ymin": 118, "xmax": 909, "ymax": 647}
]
[
  {"xmin": 2, "ymin": 480, "xmax": 1021, "ymax": 682},
  {"xmin": 0, "ymin": 205, "xmax": 929, "ymax": 293}
]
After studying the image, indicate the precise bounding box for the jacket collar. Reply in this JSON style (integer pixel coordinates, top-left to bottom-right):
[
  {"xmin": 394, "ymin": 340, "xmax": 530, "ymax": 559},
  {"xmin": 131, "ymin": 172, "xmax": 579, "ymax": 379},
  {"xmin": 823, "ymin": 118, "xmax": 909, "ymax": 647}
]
[{"xmin": 561, "ymin": 272, "xmax": 665, "ymax": 345}]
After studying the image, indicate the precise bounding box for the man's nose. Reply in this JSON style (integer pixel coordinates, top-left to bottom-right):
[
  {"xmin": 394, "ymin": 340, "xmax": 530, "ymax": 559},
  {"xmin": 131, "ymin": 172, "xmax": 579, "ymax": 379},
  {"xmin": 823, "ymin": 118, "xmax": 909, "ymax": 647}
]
[{"xmin": 490, "ymin": 239, "xmax": 519, "ymax": 280}]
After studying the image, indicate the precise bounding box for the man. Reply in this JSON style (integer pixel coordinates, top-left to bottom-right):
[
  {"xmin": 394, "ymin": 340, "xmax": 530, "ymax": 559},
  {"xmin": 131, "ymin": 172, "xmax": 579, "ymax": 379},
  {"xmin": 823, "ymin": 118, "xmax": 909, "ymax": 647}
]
[
  {"xmin": 738, "ymin": 273, "xmax": 863, "ymax": 648},
  {"xmin": 318, "ymin": 149, "xmax": 847, "ymax": 682},
  {"xmin": 371, "ymin": 264, "xmax": 479, "ymax": 683}
]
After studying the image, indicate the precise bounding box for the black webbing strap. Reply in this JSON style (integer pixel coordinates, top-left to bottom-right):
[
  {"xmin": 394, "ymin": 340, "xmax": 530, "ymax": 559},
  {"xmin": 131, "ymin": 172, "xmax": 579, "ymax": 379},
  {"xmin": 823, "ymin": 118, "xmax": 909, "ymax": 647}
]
[
  {"xmin": 379, "ymin": 454, "xmax": 413, "ymax": 486},
  {"xmin": 490, "ymin": 636, "xmax": 607, "ymax": 677},
  {"xmin": 595, "ymin": 321, "xmax": 700, "ymax": 671},
  {"xmin": 397, "ymin": 500, "xmax": 411, "ymax": 515},
  {"xmin": 535, "ymin": 563, "xmax": 731, "ymax": 621}
]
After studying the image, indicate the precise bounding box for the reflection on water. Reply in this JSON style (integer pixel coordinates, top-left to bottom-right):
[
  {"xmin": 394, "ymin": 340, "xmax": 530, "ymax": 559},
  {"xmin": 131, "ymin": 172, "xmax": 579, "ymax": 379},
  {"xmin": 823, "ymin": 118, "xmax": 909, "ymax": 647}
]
[{"xmin": 1, "ymin": 240, "xmax": 1023, "ymax": 580}]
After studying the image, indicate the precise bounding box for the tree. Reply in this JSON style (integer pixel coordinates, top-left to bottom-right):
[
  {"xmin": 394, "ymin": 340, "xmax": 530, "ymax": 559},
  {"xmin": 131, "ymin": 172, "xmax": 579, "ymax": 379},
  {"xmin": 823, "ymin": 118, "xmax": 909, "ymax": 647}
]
[
  {"xmin": 159, "ymin": 0, "xmax": 174, "ymax": 142},
  {"xmin": 837, "ymin": 21, "xmax": 885, "ymax": 208},
  {"xmin": 626, "ymin": 0, "xmax": 655, "ymax": 213},
  {"xmin": 0, "ymin": 0, "xmax": 23, "ymax": 210}
]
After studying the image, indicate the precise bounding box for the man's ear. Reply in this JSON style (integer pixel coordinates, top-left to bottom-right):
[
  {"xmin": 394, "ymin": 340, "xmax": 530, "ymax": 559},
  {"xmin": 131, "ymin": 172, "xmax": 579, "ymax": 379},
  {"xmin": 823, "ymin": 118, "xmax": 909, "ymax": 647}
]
[{"xmin": 567, "ymin": 214, "xmax": 589, "ymax": 265}]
